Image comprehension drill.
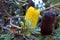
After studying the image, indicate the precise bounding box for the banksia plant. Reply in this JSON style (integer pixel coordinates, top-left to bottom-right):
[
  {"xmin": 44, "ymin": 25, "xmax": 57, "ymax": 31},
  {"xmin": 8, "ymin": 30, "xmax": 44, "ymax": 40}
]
[
  {"xmin": 41, "ymin": 11, "xmax": 57, "ymax": 36},
  {"xmin": 25, "ymin": 6, "xmax": 40, "ymax": 29},
  {"xmin": 27, "ymin": 0, "xmax": 35, "ymax": 7}
]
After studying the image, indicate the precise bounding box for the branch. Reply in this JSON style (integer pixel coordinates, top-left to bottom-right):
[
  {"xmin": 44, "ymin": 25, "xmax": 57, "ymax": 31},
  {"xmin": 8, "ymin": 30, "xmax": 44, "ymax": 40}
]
[
  {"xmin": 42, "ymin": 3, "xmax": 60, "ymax": 11},
  {"xmin": 12, "ymin": 16, "xmax": 24, "ymax": 18},
  {"xmin": 53, "ymin": 7, "xmax": 60, "ymax": 11},
  {"xmin": 3, "ymin": 9, "xmax": 11, "ymax": 16},
  {"xmin": 10, "ymin": 17, "xmax": 22, "ymax": 29}
]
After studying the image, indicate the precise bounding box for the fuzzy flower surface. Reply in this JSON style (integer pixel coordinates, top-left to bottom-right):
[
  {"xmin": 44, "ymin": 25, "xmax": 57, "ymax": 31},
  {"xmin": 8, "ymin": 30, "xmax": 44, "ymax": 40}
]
[{"xmin": 25, "ymin": 6, "xmax": 40, "ymax": 29}]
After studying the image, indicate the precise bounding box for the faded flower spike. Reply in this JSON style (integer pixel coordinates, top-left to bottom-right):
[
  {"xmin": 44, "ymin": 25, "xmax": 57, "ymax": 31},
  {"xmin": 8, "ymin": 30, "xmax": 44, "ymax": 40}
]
[
  {"xmin": 25, "ymin": 6, "xmax": 40, "ymax": 29},
  {"xmin": 41, "ymin": 11, "xmax": 57, "ymax": 36}
]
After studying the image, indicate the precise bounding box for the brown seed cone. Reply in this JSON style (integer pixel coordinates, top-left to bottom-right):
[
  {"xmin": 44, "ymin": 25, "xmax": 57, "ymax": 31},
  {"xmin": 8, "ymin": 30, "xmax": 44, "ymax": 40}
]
[{"xmin": 40, "ymin": 11, "xmax": 57, "ymax": 36}]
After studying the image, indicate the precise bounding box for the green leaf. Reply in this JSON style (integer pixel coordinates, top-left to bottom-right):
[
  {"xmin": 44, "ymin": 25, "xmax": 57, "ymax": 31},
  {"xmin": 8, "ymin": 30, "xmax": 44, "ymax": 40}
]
[
  {"xmin": 30, "ymin": 28, "xmax": 40, "ymax": 34},
  {"xmin": 0, "ymin": 34, "xmax": 11, "ymax": 40},
  {"xmin": 48, "ymin": 0, "xmax": 60, "ymax": 4}
]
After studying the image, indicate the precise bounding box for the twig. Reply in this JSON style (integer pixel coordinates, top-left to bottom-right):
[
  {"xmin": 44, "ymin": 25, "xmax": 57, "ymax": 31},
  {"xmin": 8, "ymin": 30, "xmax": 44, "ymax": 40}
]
[
  {"xmin": 10, "ymin": 17, "xmax": 22, "ymax": 29},
  {"xmin": 3, "ymin": 9, "xmax": 11, "ymax": 16},
  {"xmin": 10, "ymin": 17, "xmax": 23, "ymax": 35},
  {"xmin": 42, "ymin": 3, "xmax": 60, "ymax": 11},
  {"xmin": 22, "ymin": 3, "xmax": 28, "ymax": 6},
  {"xmin": 12, "ymin": 16, "xmax": 24, "ymax": 18},
  {"xmin": 53, "ymin": 7, "xmax": 60, "ymax": 11}
]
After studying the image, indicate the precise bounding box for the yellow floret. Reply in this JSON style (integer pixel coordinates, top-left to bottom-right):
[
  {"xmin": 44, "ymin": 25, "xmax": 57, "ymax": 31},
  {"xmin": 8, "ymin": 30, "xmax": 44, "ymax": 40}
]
[{"xmin": 25, "ymin": 6, "xmax": 40, "ymax": 29}]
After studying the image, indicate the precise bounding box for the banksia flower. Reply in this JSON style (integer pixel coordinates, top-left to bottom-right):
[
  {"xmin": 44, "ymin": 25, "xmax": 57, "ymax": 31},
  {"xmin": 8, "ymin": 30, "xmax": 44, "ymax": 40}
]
[
  {"xmin": 25, "ymin": 6, "xmax": 40, "ymax": 29},
  {"xmin": 41, "ymin": 11, "xmax": 57, "ymax": 35}
]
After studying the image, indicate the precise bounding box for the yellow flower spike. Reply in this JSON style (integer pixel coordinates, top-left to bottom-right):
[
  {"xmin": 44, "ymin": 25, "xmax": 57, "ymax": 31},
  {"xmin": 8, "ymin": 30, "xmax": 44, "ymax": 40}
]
[{"xmin": 25, "ymin": 6, "xmax": 40, "ymax": 29}]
